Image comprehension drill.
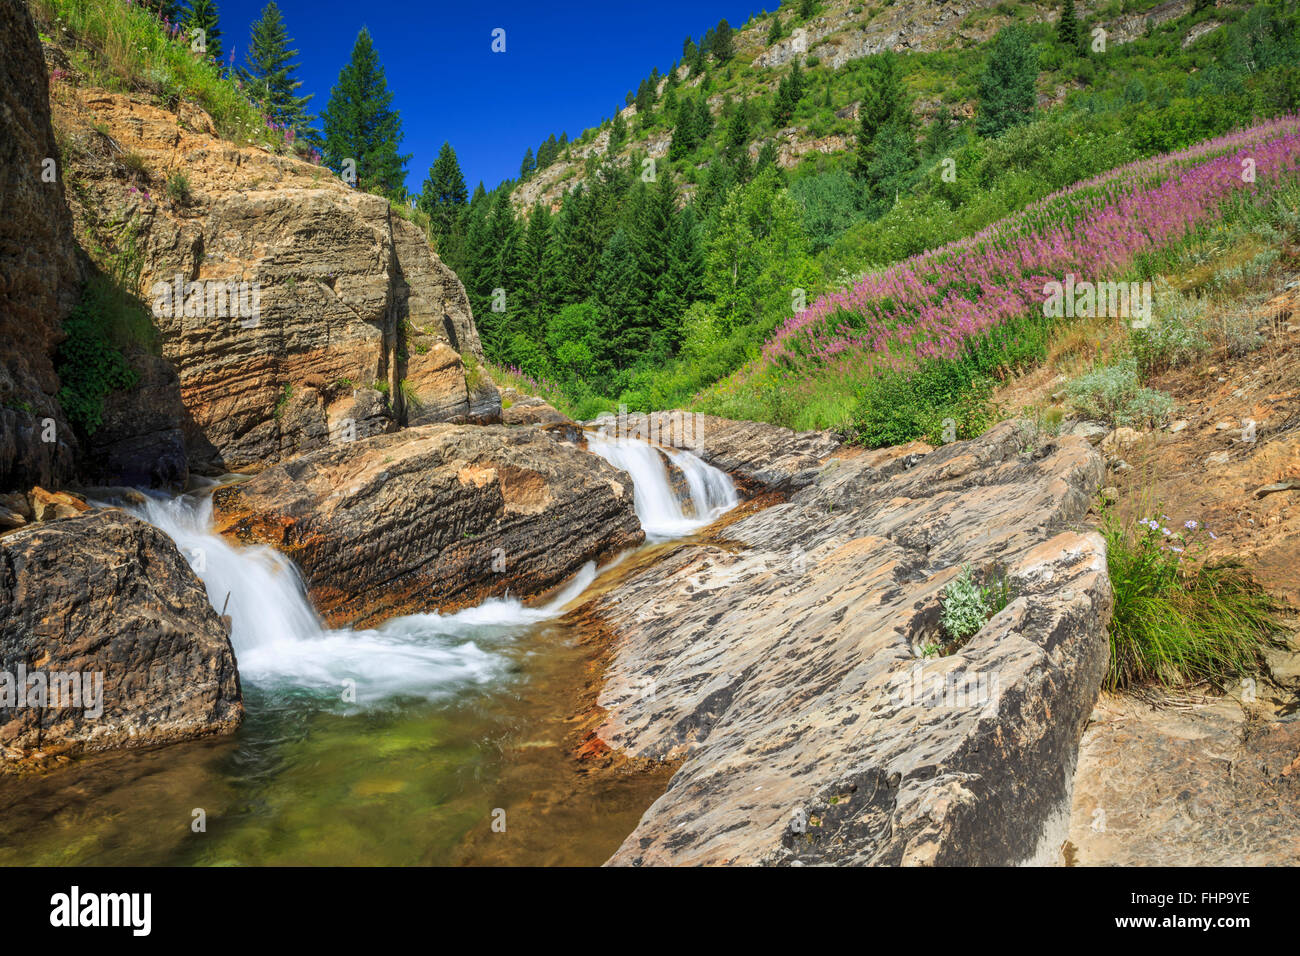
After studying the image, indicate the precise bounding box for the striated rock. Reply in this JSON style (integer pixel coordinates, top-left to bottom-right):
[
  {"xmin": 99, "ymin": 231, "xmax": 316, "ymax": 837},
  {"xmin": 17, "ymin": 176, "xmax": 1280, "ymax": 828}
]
[
  {"xmin": 588, "ymin": 410, "xmax": 842, "ymax": 493},
  {"xmin": 85, "ymin": 351, "xmax": 188, "ymax": 488},
  {"xmin": 27, "ymin": 486, "xmax": 89, "ymax": 522},
  {"xmin": 212, "ymin": 424, "xmax": 644, "ymax": 627},
  {"xmin": 0, "ymin": 0, "xmax": 81, "ymax": 491},
  {"xmin": 592, "ymin": 421, "xmax": 1109, "ymax": 865},
  {"xmin": 49, "ymin": 87, "xmax": 495, "ymax": 473},
  {"xmin": 0, "ymin": 510, "xmax": 242, "ymax": 770}
]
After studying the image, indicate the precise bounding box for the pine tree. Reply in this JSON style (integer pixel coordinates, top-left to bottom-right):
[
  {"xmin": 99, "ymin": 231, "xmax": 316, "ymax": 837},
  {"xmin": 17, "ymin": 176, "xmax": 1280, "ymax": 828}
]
[
  {"xmin": 1058, "ymin": 0, "xmax": 1082, "ymax": 54},
  {"xmin": 853, "ymin": 51, "xmax": 906, "ymax": 180},
  {"xmin": 977, "ymin": 24, "xmax": 1039, "ymax": 137},
  {"xmin": 320, "ymin": 28, "xmax": 411, "ymax": 199},
  {"xmin": 767, "ymin": 14, "xmax": 784, "ymax": 45},
  {"xmin": 182, "ymin": 0, "xmax": 223, "ymax": 61},
  {"xmin": 712, "ymin": 19, "xmax": 734, "ymax": 62},
  {"xmin": 144, "ymin": 0, "xmax": 183, "ymax": 25},
  {"xmin": 799, "ymin": 0, "xmax": 816, "ymax": 19},
  {"xmin": 520, "ymin": 147, "xmax": 536, "ymax": 179},
  {"xmin": 417, "ymin": 141, "xmax": 469, "ymax": 264},
  {"xmin": 669, "ymin": 95, "xmax": 699, "ymax": 160},
  {"xmin": 608, "ymin": 110, "xmax": 628, "ymax": 153},
  {"xmin": 241, "ymin": 2, "xmax": 313, "ymax": 135}
]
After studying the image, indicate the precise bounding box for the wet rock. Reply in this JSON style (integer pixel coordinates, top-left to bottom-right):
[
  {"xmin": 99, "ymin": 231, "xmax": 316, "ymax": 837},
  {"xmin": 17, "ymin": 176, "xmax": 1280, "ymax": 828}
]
[
  {"xmin": 212, "ymin": 424, "xmax": 643, "ymax": 627},
  {"xmin": 588, "ymin": 410, "xmax": 842, "ymax": 493},
  {"xmin": 593, "ymin": 421, "xmax": 1109, "ymax": 866},
  {"xmin": 0, "ymin": 509, "xmax": 242, "ymax": 770}
]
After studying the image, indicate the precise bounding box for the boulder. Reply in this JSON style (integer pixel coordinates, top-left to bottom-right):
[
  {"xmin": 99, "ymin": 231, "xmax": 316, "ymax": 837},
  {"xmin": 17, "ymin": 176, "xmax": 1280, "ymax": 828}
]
[
  {"xmin": 503, "ymin": 396, "xmax": 571, "ymax": 426},
  {"xmin": 0, "ymin": 509, "xmax": 242, "ymax": 770},
  {"xmin": 212, "ymin": 424, "xmax": 644, "ymax": 627},
  {"xmin": 593, "ymin": 421, "xmax": 1110, "ymax": 865}
]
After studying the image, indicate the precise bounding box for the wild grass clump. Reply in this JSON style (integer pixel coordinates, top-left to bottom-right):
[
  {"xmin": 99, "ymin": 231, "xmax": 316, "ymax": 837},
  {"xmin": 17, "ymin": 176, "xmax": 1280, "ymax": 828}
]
[
  {"xmin": 1103, "ymin": 511, "xmax": 1285, "ymax": 690},
  {"xmin": 33, "ymin": 0, "xmax": 272, "ymax": 144}
]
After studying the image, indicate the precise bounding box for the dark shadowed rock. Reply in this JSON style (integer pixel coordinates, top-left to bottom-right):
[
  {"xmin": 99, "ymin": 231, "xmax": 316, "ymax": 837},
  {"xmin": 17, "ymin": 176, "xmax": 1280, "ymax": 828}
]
[
  {"xmin": 592, "ymin": 421, "xmax": 1109, "ymax": 865},
  {"xmin": 0, "ymin": 509, "xmax": 242, "ymax": 771},
  {"xmin": 212, "ymin": 424, "xmax": 644, "ymax": 627},
  {"xmin": 0, "ymin": 0, "xmax": 81, "ymax": 491}
]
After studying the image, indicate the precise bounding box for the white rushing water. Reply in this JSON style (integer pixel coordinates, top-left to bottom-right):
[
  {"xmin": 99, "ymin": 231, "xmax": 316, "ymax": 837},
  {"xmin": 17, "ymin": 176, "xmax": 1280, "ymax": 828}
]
[
  {"xmin": 125, "ymin": 494, "xmax": 594, "ymax": 703},
  {"xmin": 118, "ymin": 434, "xmax": 735, "ymax": 701},
  {"xmin": 584, "ymin": 435, "xmax": 738, "ymax": 539}
]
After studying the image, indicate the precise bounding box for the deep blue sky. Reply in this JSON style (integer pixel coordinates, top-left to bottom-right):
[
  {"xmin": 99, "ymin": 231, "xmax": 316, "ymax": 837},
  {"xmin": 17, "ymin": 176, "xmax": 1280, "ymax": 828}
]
[{"xmin": 214, "ymin": 0, "xmax": 760, "ymax": 196}]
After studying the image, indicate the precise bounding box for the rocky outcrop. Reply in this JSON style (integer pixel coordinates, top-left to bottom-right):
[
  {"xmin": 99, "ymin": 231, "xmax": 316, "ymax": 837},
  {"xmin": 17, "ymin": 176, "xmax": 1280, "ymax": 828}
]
[
  {"xmin": 502, "ymin": 390, "xmax": 571, "ymax": 426},
  {"xmin": 212, "ymin": 424, "xmax": 644, "ymax": 627},
  {"xmin": 589, "ymin": 421, "xmax": 1110, "ymax": 865},
  {"xmin": 589, "ymin": 410, "xmax": 842, "ymax": 493},
  {"xmin": 48, "ymin": 85, "xmax": 496, "ymax": 474},
  {"xmin": 0, "ymin": 509, "xmax": 242, "ymax": 770},
  {"xmin": 0, "ymin": 0, "xmax": 81, "ymax": 492}
]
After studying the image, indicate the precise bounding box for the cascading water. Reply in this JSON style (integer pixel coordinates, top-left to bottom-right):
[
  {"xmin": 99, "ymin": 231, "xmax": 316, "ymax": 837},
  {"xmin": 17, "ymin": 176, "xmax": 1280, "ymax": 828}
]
[
  {"xmin": 126, "ymin": 493, "xmax": 596, "ymax": 702},
  {"xmin": 584, "ymin": 435, "xmax": 738, "ymax": 539}
]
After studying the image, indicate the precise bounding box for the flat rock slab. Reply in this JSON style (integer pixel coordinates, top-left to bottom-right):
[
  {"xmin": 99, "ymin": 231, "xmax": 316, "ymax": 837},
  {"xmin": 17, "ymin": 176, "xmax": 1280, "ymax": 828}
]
[
  {"xmin": 212, "ymin": 423, "xmax": 644, "ymax": 628},
  {"xmin": 593, "ymin": 421, "xmax": 1110, "ymax": 865},
  {"xmin": 1068, "ymin": 694, "xmax": 1300, "ymax": 866},
  {"xmin": 0, "ymin": 510, "xmax": 242, "ymax": 770},
  {"xmin": 587, "ymin": 411, "xmax": 842, "ymax": 493}
]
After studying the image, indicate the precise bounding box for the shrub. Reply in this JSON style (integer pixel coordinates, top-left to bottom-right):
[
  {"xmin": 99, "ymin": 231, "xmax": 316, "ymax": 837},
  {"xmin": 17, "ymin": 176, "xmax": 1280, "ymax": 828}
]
[
  {"xmin": 940, "ymin": 564, "xmax": 992, "ymax": 643},
  {"xmin": 165, "ymin": 170, "xmax": 191, "ymax": 204},
  {"xmin": 55, "ymin": 275, "xmax": 141, "ymax": 434},
  {"xmin": 1066, "ymin": 357, "xmax": 1174, "ymax": 427},
  {"xmin": 1129, "ymin": 282, "xmax": 1208, "ymax": 375},
  {"xmin": 1103, "ymin": 511, "xmax": 1285, "ymax": 689}
]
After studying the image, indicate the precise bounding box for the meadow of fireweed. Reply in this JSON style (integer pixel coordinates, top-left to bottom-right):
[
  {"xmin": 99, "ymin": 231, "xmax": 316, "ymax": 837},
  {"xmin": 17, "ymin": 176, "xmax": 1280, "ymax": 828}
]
[{"xmin": 699, "ymin": 116, "xmax": 1300, "ymax": 434}]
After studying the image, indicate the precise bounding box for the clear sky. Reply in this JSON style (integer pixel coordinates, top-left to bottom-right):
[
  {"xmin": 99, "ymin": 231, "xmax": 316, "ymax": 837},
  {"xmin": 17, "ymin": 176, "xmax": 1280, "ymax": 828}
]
[{"xmin": 213, "ymin": 0, "xmax": 761, "ymax": 196}]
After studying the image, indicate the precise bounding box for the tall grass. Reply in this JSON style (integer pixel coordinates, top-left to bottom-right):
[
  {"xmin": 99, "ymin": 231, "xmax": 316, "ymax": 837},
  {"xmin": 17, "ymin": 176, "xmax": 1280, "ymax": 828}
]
[
  {"xmin": 33, "ymin": 0, "xmax": 272, "ymax": 143},
  {"xmin": 1102, "ymin": 510, "xmax": 1285, "ymax": 691}
]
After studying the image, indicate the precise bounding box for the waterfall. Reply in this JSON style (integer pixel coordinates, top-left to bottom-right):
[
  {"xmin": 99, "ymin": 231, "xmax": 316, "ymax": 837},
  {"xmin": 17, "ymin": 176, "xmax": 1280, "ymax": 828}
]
[
  {"xmin": 584, "ymin": 435, "xmax": 738, "ymax": 539},
  {"xmin": 123, "ymin": 494, "xmax": 595, "ymax": 702}
]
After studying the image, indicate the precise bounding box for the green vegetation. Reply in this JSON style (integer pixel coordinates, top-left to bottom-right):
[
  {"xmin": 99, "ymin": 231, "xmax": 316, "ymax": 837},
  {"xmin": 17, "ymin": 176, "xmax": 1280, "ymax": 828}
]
[
  {"xmin": 240, "ymin": 1, "xmax": 315, "ymax": 139},
  {"xmin": 1065, "ymin": 358, "xmax": 1174, "ymax": 428},
  {"xmin": 165, "ymin": 169, "xmax": 191, "ymax": 204},
  {"xmin": 320, "ymin": 28, "xmax": 410, "ymax": 200},
  {"xmin": 55, "ymin": 273, "xmax": 142, "ymax": 434},
  {"xmin": 1103, "ymin": 511, "xmax": 1285, "ymax": 690}
]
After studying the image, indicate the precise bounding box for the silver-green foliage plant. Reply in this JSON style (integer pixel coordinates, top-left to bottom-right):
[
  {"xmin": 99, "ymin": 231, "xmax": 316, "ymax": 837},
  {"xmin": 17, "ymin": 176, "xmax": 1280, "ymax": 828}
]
[
  {"xmin": 1066, "ymin": 356, "xmax": 1174, "ymax": 427},
  {"xmin": 940, "ymin": 564, "xmax": 992, "ymax": 643}
]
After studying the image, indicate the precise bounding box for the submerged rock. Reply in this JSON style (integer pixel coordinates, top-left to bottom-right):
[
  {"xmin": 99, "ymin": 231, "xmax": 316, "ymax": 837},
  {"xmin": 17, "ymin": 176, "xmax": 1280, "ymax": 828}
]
[
  {"xmin": 211, "ymin": 424, "xmax": 644, "ymax": 627},
  {"xmin": 594, "ymin": 421, "xmax": 1109, "ymax": 865},
  {"xmin": 0, "ymin": 510, "xmax": 242, "ymax": 770}
]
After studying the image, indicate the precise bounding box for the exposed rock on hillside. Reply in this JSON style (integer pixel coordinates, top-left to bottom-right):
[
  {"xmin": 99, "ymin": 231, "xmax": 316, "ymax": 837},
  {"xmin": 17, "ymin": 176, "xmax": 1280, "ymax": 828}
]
[
  {"xmin": 212, "ymin": 424, "xmax": 643, "ymax": 627},
  {"xmin": 0, "ymin": 0, "xmax": 81, "ymax": 492},
  {"xmin": 590, "ymin": 410, "xmax": 842, "ymax": 493},
  {"xmin": 49, "ymin": 85, "xmax": 497, "ymax": 474},
  {"xmin": 591, "ymin": 421, "xmax": 1109, "ymax": 865},
  {"xmin": 0, "ymin": 509, "xmax": 242, "ymax": 770}
]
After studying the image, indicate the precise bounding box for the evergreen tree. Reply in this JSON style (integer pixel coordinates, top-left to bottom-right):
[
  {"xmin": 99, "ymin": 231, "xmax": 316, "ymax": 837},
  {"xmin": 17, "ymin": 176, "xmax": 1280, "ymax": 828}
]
[
  {"xmin": 1057, "ymin": 0, "xmax": 1082, "ymax": 54},
  {"xmin": 853, "ymin": 51, "xmax": 906, "ymax": 180},
  {"xmin": 756, "ymin": 139, "xmax": 780, "ymax": 173},
  {"xmin": 144, "ymin": 0, "xmax": 184, "ymax": 25},
  {"xmin": 608, "ymin": 110, "xmax": 628, "ymax": 153},
  {"xmin": 669, "ymin": 95, "xmax": 699, "ymax": 159},
  {"xmin": 977, "ymin": 24, "xmax": 1039, "ymax": 137},
  {"xmin": 772, "ymin": 58, "xmax": 805, "ymax": 125},
  {"xmin": 520, "ymin": 146, "xmax": 536, "ymax": 178},
  {"xmin": 712, "ymin": 19, "xmax": 734, "ymax": 61},
  {"xmin": 417, "ymin": 141, "xmax": 469, "ymax": 266},
  {"xmin": 182, "ymin": 0, "xmax": 223, "ymax": 61},
  {"xmin": 798, "ymin": 0, "xmax": 817, "ymax": 18},
  {"xmin": 767, "ymin": 14, "xmax": 784, "ymax": 45},
  {"xmin": 596, "ymin": 226, "xmax": 650, "ymax": 369},
  {"xmin": 517, "ymin": 204, "xmax": 552, "ymax": 343},
  {"xmin": 241, "ymin": 2, "xmax": 313, "ymax": 135},
  {"xmin": 320, "ymin": 28, "xmax": 411, "ymax": 199}
]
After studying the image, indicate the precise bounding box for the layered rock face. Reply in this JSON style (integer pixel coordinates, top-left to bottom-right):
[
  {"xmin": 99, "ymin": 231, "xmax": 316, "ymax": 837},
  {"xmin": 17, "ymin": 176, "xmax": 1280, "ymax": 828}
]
[
  {"xmin": 0, "ymin": 0, "xmax": 81, "ymax": 491},
  {"xmin": 0, "ymin": 510, "xmax": 242, "ymax": 769},
  {"xmin": 50, "ymin": 86, "xmax": 497, "ymax": 475},
  {"xmin": 594, "ymin": 422, "xmax": 1110, "ymax": 865},
  {"xmin": 589, "ymin": 410, "xmax": 842, "ymax": 493},
  {"xmin": 212, "ymin": 424, "xmax": 644, "ymax": 627}
]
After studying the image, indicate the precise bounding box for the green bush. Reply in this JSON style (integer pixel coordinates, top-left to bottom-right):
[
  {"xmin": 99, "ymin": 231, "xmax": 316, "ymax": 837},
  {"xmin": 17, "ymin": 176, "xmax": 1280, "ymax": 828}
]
[
  {"xmin": 55, "ymin": 275, "xmax": 141, "ymax": 434},
  {"xmin": 1103, "ymin": 511, "xmax": 1285, "ymax": 689},
  {"xmin": 1066, "ymin": 357, "xmax": 1174, "ymax": 427}
]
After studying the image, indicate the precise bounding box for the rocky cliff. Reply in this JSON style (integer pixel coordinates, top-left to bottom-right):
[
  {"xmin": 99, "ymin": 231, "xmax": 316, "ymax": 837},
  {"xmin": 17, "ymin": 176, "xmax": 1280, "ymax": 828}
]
[
  {"xmin": 47, "ymin": 82, "xmax": 498, "ymax": 478},
  {"xmin": 0, "ymin": 0, "xmax": 82, "ymax": 492}
]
